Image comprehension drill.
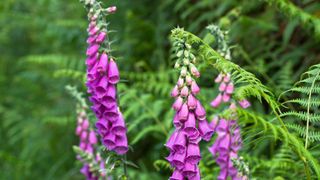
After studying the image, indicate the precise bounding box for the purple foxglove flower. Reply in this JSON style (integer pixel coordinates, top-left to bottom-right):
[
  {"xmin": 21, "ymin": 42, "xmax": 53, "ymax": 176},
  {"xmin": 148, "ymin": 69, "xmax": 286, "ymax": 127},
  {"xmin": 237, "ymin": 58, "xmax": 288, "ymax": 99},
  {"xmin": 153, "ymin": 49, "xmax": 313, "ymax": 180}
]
[
  {"xmin": 76, "ymin": 126, "xmax": 82, "ymax": 135},
  {"xmin": 186, "ymin": 75, "xmax": 192, "ymax": 85},
  {"xmin": 189, "ymin": 168, "xmax": 201, "ymax": 180},
  {"xmin": 225, "ymin": 83, "xmax": 234, "ymax": 94},
  {"xmin": 210, "ymin": 93, "xmax": 222, "ymax": 107},
  {"xmin": 172, "ymin": 149, "xmax": 186, "ymax": 170},
  {"xmin": 96, "ymin": 119, "xmax": 109, "ymax": 135},
  {"xmin": 195, "ymin": 101, "xmax": 206, "ymax": 120},
  {"xmin": 166, "ymin": 152, "xmax": 174, "ymax": 164},
  {"xmin": 97, "ymin": 53, "xmax": 108, "ymax": 73},
  {"xmin": 219, "ymin": 82, "xmax": 227, "ymax": 92},
  {"xmin": 217, "ymin": 169, "xmax": 228, "ymax": 180},
  {"xmin": 187, "ymin": 94, "xmax": 197, "ymax": 109},
  {"xmin": 96, "ymin": 31, "xmax": 106, "ymax": 43},
  {"xmin": 107, "ymin": 59, "xmax": 120, "ymax": 84},
  {"xmin": 190, "ymin": 64, "xmax": 200, "ymax": 78},
  {"xmin": 182, "ymin": 162, "xmax": 197, "ymax": 178},
  {"xmin": 86, "ymin": 53, "xmax": 98, "ymax": 67},
  {"xmin": 208, "ymin": 139, "xmax": 219, "ymax": 155},
  {"xmin": 215, "ymin": 73, "xmax": 223, "ymax": 83},
  {"xmin": 105, "ymin": 84, "xmax": 116, "ymax": 101},
  {"xmin": 186, "ymin": 143, "xmax": 201, "ymax": 164},
  {"xmin": 178, "ymin": 103, "xmax": 189, "ymax": 122},
  {"xmin": 210, "ymin": 116, "xmax": 219, "ymax": 130},
  {"xmin": 173, "ymin": 113, "xmax": 183, "ymax": 129},
  {"xmin": 111, "ymin": 113, "xmax": 127, "ymax": 135},
  {"xmin": 180, "ymin": 86, "xmax": 189, "ymax": 97},
  {"xmin": 177, "ymin": 77, "xmax": 184, "ymax": 88},
  {"xmin": 95, "ymin": 76, "xmax": 108, "ymax": 98},
  {"xmin": 216, "ymin": 119, "xmax": 228, "ymax": 136},
  {"xmin": 172, "ymin": 96, "xmax": 183, "ymax": 111},
  {"xmin": 184, "ymin": 113, "xmax": 198, "ymax": 138},
  {"xmin": 170, "ymin": 170, "xmax": 184, "ymax": 180},
  {"xmin": 89, "ymin": 26, "xmax": 99, "ymax": 36},
  {"xmin": 171, "ymin": 85, "xmax": 179, "ymax": 97},
  {"xmin": 87, "ymin": 35, "xmax": 96, "ymax": 44},
  {"xmin": 80, "ymin": 141, "xmax": 87, "ymax": 150},
  {"xmin": 238, "ymin": 99, "xmax": 251, "ymax": 109},
  {"xmin": 89, "ymin": 130, "xmax": 98, "ymax": 144},
  {"xmin": 173, "ymin": 131, "xmax": 187, "ymax": 154},
  {"xmin": 198, "ymin": 119, "xmax": 214, "ymax": 141},
  {"xmin": 82, "ymin": 119, "xmax": 90, "ymax": 129},
  {"xmin": 103, "ymin": 107, "xmax": 119, "ymax": 122},
  {"xmin": 102, "ymin": 132, "xmax": 116, "ymax": 150},
  {"xmin": 223, "ymin": 73, "xmax": 231, "ymax": 83},
  {"xmin": 114, "ymin": 135, "xmax": 128, "ymax": 154},
  {"xmin": 86, "ymin": 44, "xmax": 100, "ymax": 57},
  {"xmin": 222, "ymin": 93, "xmax": 230, "ymax": 102},
  {"xmin": 81, "ymin": 131, "xmax": 88, "ymax": 140},
  {"xmin": 191, "ymin": 81, "xmax": 200, "ymax": 94},
  {"xmin": 165, "ymin": 130, "xmax": 178, "ymax": 151},
  {"xmin": 217, "ymin": 134, "xmax": 231, "ymax": 152}
]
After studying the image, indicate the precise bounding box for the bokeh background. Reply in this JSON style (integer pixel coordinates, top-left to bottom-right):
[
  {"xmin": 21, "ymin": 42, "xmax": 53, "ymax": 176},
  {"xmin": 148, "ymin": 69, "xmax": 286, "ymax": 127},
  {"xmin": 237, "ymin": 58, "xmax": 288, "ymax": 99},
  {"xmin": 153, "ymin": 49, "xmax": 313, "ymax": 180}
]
[{"xmin": 1, "ymin": 0, "xmax": 320, "ymax": 179}]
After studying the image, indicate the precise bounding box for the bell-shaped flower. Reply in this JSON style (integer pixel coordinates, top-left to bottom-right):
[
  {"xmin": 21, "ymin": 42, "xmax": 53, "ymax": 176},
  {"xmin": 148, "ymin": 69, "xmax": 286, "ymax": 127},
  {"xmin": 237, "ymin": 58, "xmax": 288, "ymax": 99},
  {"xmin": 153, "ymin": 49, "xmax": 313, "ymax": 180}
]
[
  {"xmin": 102, "ymin": 132, "xmax": 116, "ymax": 150},
  {"xmin": 187, "ymin": 94, "xmax": 197, "ymax": 109},
  {"xmin": 191, "ymin": 81, "xmax": 200, "ymax": 94},
  {"xmin": 215, "ymin": 73, "xmax": 223, "ymax": 83},
  {"xmin": 172, "ymin": 149, "xmax": 186, "ymax": 170},
  {"xmin": 178, "ymin": 103, "xmax": 189, "ymax": 122},
  {"xmin": 222, "ymin": 93, "xmax": 230, "ymax": 102},
  {"xmin": 219, "ymin": 82, "xmax": 227, "ymax": 92},
  {"xmin": 225, "ymin": 83, "xmax": 234, "ymax": 94},
  {"xmin": 171, "ymin": 85, "xmax": 179, "ymax": 97},
  {"xmin": 198, "ymin": 119, "xmax": 214, "ymax": 141},
  {"xmin": 114, "ymin": 135, "xmax": 128, "ymax": 154},
  {"xmin": 210, "ymin": 93, "xmax": 222, "ymax": 107},
  {"xmin": 195, "ymin": 101, "xmax": 206, "ymax": 120},
  {"xmin": 238, "ymin": 99, "xmax": 251, "ymax": 109},
  {"xmin": 165, "ymin": 130, "xmax": 178, "ymax": 151},
  {"xmin": 86, "ymin": 44, "xmax": 99, "ymax": 57},
  {"xmin": 186, "ymin": 143, "xmax": 201, "ymax": 164},
  {"xmin": 170, "ymin": 169, "xmax": 184, "ymax": 180},
  {"xmin": 182, "ymin": 162, "xmax": 197, "ymax": 178},
  {"xmin": 107, "ymin": 59, "xmax": 120, "ymax": 84},
  {"xmin": 173, "ymin": 131, "xmax": 187, "ymax": 154},
  {"xmin": 180, "ymin": 86, "xmax": 189, "ymax": 97},
  {"xmin": 173, "ymin": 96, "xmax": 183, "ymax": 111},
  {"xmin": 97, "ymin": 53, "xmax": 108, "ymax": 73},
  {"xmin": 184, "ymin": 113, "xmax": 198, "ymax": 138},
  {"xmin": 111, "ymin": 113, "xmax": 127, "ymax": 135},
  {"xmin": 89, "ymin": 130, "xmax": 98, "ymax": 144},
  {"xmin": 96, "ymin": 31, "xmax": 106, "ymax": 43}
]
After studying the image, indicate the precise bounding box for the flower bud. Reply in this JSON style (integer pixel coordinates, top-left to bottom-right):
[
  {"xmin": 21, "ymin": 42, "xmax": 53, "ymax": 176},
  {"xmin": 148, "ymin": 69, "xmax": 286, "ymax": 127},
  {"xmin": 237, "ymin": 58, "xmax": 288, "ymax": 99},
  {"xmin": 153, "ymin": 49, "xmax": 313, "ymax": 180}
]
[{"xmin": 106, "ymin": 6, "xmax": 117, "ymax": 13}]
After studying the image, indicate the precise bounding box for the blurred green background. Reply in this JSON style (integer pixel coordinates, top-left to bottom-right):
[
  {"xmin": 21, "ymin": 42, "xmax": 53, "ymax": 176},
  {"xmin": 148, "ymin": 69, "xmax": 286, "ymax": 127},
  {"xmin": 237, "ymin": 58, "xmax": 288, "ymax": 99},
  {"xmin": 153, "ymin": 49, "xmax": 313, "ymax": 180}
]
[{"xmin": 1, "ymin": 0, "xmax": 320, "ymax": 179}]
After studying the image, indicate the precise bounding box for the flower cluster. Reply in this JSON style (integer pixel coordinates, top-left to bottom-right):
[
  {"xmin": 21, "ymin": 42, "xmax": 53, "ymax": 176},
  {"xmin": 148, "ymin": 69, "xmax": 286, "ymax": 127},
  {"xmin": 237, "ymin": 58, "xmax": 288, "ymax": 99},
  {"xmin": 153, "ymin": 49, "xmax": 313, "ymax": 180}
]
[
  {"xmin": 75, "ymin": 109, "xmax": 106, "ymax": 180},
  {"xmin": 208, "ymin": 73, "xmax": 250, "ymax": 180},
  {"xmin": 166, "ymin": 40, "xmax": 214, "ymax": 180},
  {"xmin": 82, "ymin": 0, "xmax": 128, "ymax": 155}
]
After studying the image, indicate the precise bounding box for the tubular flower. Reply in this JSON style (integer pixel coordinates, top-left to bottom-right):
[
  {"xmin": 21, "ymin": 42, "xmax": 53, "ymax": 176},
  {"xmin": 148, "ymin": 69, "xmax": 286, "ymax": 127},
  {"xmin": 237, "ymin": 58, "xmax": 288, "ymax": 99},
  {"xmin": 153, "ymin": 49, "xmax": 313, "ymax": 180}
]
[
  {"xmin": 166, "ymin": 40, "xmax": 214, "ymax": 180},
  {"xmin": 75, "ymin": 109, "xmax": 105, "ymax": 180},
  {"xmin": 209, "ymin": 73, "xmax": 250, "ymax": 180},
  {"xmin": 83, "ymin": 0, "xmax": 128, "ymax": 155}
]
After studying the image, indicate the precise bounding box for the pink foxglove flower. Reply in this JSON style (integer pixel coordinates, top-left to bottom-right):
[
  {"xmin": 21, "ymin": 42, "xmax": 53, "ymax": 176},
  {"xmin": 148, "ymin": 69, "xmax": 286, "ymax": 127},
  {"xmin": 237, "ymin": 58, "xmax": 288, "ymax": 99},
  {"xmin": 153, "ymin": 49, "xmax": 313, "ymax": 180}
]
[
  {"xmin": 83, "ymin": 2, "xmax": 128, "ymax": 155},
  {"xmin": 166, "ymin": 41, "xmax": 214, "ymax": 179},
  {"xmin": 208, "ymin": 73, "xmax": 250, "ymax": 180}
]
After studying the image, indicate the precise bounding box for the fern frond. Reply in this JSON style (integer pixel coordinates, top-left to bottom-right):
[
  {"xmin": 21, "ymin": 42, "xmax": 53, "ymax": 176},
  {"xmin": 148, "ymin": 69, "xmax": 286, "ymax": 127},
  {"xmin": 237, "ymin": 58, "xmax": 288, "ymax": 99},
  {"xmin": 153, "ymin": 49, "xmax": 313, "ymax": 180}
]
[
  {"xmin": 237, "ymin": 109, "xmax": 320, "ymax": 177},
  {"xmin": 153, "ymin": 159, "xmax": 173, "ymax": 171},
  {"xmin": 264, "ymin": 0, "xmax": 320, "ymax": 39}
]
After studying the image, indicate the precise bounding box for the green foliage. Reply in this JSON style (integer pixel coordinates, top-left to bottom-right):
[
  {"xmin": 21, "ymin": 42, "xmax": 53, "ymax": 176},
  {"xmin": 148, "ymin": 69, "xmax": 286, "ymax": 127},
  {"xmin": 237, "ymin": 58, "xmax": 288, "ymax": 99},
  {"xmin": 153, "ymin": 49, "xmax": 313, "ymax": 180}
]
[{"xmin": 1, "ymin": 0, "xmax": 320, "ymax": 179}]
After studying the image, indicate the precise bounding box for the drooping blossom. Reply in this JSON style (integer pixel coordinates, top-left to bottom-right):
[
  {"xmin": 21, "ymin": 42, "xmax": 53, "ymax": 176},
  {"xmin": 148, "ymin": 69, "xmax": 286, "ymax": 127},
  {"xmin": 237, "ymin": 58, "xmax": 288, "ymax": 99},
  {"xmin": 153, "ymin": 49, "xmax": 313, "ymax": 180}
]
[
  {"xmin": 75, "ymin": 109, "xmax": 105, "ymax": 180},
  {"xmin": 208, "ymin": 73, "xmax": 250, "ymax": 180},
  {"xmin": 83, "ymin": 1, "xmax": 128, "ymax": 155},
  {"xmin": 166, "ymin": 41, "xmax": 214, "ymax": 179}
]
